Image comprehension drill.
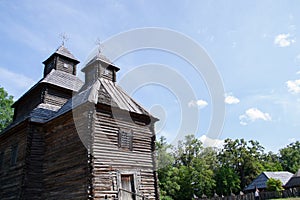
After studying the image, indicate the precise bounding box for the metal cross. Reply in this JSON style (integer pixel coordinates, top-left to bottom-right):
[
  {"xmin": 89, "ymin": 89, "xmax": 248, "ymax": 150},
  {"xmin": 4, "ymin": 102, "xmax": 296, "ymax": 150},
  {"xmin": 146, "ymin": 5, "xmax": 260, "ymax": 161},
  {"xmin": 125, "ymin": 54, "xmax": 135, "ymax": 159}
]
[
  {"xmin": 95, "ymin": 38, "xmax": 103, "ymax": 54},
  {"xmin": 59, "ymin": 33, "xmax": 69, "ymax": 46}
]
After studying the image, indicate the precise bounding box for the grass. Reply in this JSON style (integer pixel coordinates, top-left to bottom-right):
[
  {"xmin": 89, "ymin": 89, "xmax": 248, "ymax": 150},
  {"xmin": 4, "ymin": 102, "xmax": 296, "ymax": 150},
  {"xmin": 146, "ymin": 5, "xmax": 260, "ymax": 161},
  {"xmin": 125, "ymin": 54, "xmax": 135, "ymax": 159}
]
[{"xmin": 270, "ymin": 198, "xmax": 300, "ymax": 200}]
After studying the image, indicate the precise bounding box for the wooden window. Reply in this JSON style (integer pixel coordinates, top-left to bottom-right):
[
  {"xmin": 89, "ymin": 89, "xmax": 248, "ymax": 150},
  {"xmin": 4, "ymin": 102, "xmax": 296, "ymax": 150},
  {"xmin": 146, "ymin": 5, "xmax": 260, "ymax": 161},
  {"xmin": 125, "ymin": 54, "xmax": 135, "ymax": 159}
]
[
  {"xmin": 10, "ymin": 144, "xmax": 18, "ymax": 166},
  {"xmin": 63, "ymin": 63, "xmax": 69, "ymax": 68},
  {"xmin": 118, "ymin": 129, "xmax": 133, "ymax": 151},
  {"xmin": 0, "ymin": 151, "xmax": 4, "ymax": 171}
]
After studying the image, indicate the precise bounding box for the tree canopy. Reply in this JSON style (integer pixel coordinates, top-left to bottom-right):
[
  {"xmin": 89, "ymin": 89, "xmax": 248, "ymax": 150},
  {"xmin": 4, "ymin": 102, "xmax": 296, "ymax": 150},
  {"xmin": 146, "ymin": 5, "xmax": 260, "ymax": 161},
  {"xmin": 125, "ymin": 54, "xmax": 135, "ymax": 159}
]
[
  {"xmin": 266, "ymin": 178, "xmax": 283, "ymax": 192},
  {"xmin": 0, "ymin": 87, "xmax": 14, "ymax": 132},
  {"xmin": 157, "ymin": 135, "xmax": 300, "ymax": 199},
  {"xmin": 280, "ymin": 141, "xmax": 300, "ymax": 173}
]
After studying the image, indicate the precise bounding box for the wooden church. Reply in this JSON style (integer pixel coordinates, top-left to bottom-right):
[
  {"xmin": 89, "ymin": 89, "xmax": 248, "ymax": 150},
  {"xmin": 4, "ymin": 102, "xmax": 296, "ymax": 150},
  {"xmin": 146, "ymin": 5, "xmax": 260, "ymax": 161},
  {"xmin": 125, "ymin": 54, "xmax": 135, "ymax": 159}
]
[{"xmin": 0, "ymin": 45, "xmax": 159, "ymax": 200}]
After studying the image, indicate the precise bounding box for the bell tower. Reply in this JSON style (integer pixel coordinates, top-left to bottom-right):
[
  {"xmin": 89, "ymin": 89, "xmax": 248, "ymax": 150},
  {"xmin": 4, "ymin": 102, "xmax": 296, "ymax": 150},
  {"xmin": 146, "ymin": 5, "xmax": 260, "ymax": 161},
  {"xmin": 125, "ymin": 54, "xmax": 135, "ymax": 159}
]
[
  {"xmin": 81, "ymin": 53, "xmax": 120, "ymax": 85},
  {"xmin": 12, "ymin": 45, "xmax": 83, "ymax": 122},
  {"xmin": 42, "ymin": 45, "xmax": 80, "ymax": 77}
]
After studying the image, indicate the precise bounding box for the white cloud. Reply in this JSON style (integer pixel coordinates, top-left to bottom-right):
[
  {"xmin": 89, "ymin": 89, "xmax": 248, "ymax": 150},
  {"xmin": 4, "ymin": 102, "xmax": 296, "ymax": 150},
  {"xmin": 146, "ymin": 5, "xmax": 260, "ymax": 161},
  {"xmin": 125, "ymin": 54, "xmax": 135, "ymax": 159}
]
[
  {"xmin": 188, "ymin": 99, "xmax": 208, "ymax": 109},
  {"xmin": 274, "ymin": 33, "xmax": 295, "ymax": 47},
  {"xmin": 286, "ymin": 79, "xmax": 300, "ymax": 94},
  {"xmin": 199, "ymin": 135, "xmax": 224, "ymax": 149},
  {"xmin": 239, "ymin": 108, "xmax": 272, "ymax": 125},
  {"xmin": 0, "ymin": 67, "xmax": 35, "ymax": 99},
  {"xmin": 225, "ymin": 95, "xmax": 240, "ymax": 104},
  {"xmin": 296, "ymin": 71, "xmax": 300, "ymax": 75}
]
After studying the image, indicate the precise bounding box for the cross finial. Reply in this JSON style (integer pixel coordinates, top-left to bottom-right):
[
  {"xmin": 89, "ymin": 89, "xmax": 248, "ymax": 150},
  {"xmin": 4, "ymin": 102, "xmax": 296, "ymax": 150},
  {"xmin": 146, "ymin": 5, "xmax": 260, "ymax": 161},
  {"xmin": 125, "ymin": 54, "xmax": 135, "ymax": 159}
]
[
  {"xmin": 95, "ymin": 38, "xmax": 102, "ymax": 54},
  {"xmin": 59, "ymin": 32, "xmax": 69, "ymax": 46}
]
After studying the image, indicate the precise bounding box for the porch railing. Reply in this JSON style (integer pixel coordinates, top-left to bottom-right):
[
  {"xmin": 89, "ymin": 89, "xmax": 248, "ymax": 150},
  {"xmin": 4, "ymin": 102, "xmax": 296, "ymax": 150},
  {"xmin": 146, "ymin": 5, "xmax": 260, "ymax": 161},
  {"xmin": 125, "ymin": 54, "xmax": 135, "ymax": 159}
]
[{"xmin": 118, "ymin": 188, "xmax": 150, "ymax": 200}]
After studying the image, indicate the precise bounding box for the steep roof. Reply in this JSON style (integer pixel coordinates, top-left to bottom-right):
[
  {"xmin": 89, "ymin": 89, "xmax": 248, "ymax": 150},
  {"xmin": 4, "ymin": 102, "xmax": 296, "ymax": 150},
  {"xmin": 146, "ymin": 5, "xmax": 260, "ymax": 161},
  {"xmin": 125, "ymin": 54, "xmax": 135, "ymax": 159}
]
[
  {"xmin": 244, "ymin": 171, "xmax": 293, "ymax": 191},
  {"xmin": 285, "ymin": 169, "xmax": 300, "ymax": 188},
  {"xmin": 55, "ymin": 45, "xmax": 78, "ymax": 61},
  {"xmin": 43, "ymin": 45, "xmax": 79, "ymax": 64},
  {"xmin": 87, "ymin": 53, "xmax": 114, "ymax": 66},
  {"xmin": 42, "ymin": 69, "xmax": 84, "ymax": 91},
  {"xmin": 3, "ymin": 69, "xmax": 84, "ymax": 133},
  {"xmin": 13, "ymin": 69, "xmax": 83, "ymax": 108},
  {"xmin": 264, "ymin": 172, "xmax": 293, "ymax": 185},
  {"xmin": 50, "ymin": 78, "xmax": 158, "ymax": 122},
  {"xmin": 81, "ymin": 53, "xmax": 120, "ymax": 73}
]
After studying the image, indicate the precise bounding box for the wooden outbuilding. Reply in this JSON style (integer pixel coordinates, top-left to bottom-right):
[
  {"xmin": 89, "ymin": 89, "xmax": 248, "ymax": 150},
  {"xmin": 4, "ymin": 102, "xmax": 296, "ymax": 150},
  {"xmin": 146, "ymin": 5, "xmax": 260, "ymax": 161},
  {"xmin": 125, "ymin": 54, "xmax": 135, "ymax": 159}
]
[
  {"xmin": 285, "ymin": 169, "xmax": 300, "ymax": 189},
  {"xmin": 244, "ymin": 171, "xmax": 293, "ymax": 192},
  {"xmin": 0, "ymin": 45, "xmax": 159, "ymax": 200}
]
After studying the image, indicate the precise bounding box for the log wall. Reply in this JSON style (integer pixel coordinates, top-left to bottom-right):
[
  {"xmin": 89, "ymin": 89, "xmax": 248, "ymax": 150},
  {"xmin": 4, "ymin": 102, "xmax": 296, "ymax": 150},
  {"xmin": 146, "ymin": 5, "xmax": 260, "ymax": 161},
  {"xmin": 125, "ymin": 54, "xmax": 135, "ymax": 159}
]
[
  {"xmin": 56, "ymin": 57, "xmax": 76, "ymax": 75},
  {"xmin": 42, "ymin": 112, "xmax": 89, "ymax": 200},
  {"xmin": 14, "ymin": 88, "xmax": 43, "ymax": 121},
  {"xmin": 91, "ymin": 110, "xmax": 157, "ymax": 200},
  {"xmin": 20, "ymin": 124, "xmax": 44, "ymax": 200},
  {"xmin": 44, "ymin": 86, "xmax": 72, "ymax": 107},
  {"xmin": 0, "ymin": 122, "xmax": 28, "ymax": 200}
]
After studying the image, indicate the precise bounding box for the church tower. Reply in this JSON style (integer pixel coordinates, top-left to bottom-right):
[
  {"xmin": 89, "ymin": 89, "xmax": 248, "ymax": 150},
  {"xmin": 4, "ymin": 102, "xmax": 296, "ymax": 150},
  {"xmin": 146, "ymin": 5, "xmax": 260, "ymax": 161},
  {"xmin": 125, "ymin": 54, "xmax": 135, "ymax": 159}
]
[
  {"xmin": 11, "ymin": 45, "xmax": 83, "ymax": 122},
  {"xmin": 0, "ymin": 44, "xmax": 159, "ymax": 200},
  {"xmin": 42, "ymin": 45, "xmax": 79, "ymax": 77}
]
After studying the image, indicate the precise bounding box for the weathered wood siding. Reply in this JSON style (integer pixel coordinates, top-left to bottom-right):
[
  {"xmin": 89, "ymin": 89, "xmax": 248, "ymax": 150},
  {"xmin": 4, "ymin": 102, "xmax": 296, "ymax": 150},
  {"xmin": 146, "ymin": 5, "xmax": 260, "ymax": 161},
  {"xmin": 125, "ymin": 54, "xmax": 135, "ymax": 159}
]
[
  {"xmin": 0, "ymin": 123, "xmax": 28, "ymax": 200},
  {"xmin": 56, "ymin": 57, "xmax": 76, "ymax": 75},
  {"xmin": 91, "ymin": 110, "xmax": 157, "ymax": 200},
  {"xmin": 14, "ymin": 87, "xmax": 43, "ymax": 121},
  {"xmin": 44, "ymin": 86, "xmax": 72, "ymax": 107},
  {"xmin": 21, "ymin": 124, "xmax": 45, "ymax": 200},
  {"xmin": 43, "ymin": 112, "xmax": 89, "ymax": 200}
]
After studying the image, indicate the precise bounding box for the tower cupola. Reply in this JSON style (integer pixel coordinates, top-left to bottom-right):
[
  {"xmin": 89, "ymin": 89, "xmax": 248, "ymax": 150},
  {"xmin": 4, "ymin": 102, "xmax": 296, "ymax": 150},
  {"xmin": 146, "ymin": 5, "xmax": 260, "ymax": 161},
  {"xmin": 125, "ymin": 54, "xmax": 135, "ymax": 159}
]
[
  {"xmin": 42, "ymin": 45, "xmax": 80, "ymax": 77},
  {"xmin": 81, "ymin": 53, "xmax": 120, "ymax": 85}
]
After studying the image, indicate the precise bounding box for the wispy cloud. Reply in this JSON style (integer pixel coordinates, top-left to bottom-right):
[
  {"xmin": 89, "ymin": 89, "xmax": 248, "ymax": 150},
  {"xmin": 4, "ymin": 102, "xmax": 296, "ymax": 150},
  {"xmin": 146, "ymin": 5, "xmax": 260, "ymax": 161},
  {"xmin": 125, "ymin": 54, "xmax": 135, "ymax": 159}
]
[
  {"xmin": 274, "ymin": 33, "xmax": 295, "ymax": 47},
  {"xmin": 0, "ymin": 67, "xmax": 35, "ymax": 99},
  {"xmin": 188, "ymin": 99, "xmax": 208, "ymax": 109},
  {"xmin": 225, "ymin": 94, "xmax": 240, "ymax": 104},
  {"xmin": 286, "ymin": 79, "xmax": 300, "ymax": 94},
  {"xmin": 239, "ymin": 108, "xmax": 272, "ymax": 125}
]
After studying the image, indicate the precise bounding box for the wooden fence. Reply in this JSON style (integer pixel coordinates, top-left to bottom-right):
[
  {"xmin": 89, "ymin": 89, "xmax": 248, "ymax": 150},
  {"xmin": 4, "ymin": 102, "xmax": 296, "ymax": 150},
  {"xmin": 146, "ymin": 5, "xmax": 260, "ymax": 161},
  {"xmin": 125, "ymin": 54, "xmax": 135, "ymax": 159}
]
[{"xmin": 197, "ymin": 187, "xmax": 300, "ymax": 200}]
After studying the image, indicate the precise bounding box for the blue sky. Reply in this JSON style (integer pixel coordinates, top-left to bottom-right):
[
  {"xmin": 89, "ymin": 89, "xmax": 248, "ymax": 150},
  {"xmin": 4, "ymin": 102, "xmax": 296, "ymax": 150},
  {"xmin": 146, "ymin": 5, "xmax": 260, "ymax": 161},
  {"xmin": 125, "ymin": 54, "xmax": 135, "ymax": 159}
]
[{"xmin": 0, "ymin": 0, "xmax": 300, "ymax": 152}]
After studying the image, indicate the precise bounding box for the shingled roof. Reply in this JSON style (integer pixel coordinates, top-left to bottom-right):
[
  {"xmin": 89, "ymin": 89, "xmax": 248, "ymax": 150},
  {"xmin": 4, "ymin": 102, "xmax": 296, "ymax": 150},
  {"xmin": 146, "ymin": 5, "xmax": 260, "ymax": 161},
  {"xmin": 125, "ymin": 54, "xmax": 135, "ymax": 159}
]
[
  {"xmin": 56, "ymin": 45, "xmax": 78, "ymax": 61},
  {"xmin": 43, "ymin": 45, "xmax": 80, "ymax": 64},
  {"xmin": 42, "ymin": 69, "xmax": 84, "ymax": 91},
  {"xmin": 82, "ymin": 53, "xmax": 120, "ymax": 74},
  {"xmin": 50, "ymin": 78, "xmax": 158, "ymax": 122},
  {"xmin": 13, "ymin": 69, "xmax": 83, "ymax": 108}
]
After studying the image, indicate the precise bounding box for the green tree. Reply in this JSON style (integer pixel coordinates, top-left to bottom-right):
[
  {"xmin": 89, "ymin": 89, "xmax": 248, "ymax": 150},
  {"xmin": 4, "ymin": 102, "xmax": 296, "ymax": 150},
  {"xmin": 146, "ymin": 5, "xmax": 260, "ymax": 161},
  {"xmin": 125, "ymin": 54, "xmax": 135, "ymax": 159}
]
[
  {"xmin": 280, "ymin": 141, "xmax": 300, "ymax": 173},
  {"xmin": 173, "ymin": 135, "xmax": 216, "ymax": 199},
  {"xmin": 156, "ymin": 136, "xmax": 179, "ymax": 199},
  {"xmin": 0, "ymin": 87, "xmax": 14, "ymax": 132},
  {"xmin": 215, "ymin": 166, "xmax": 240, "ymax": 196},
  {"xmin": 218, "ymin": 139, "xmax": 264, "ymax": 190},
  {"xmin": 261, "ymin": 151, "xmax": 283, "ymax": 171},
  {"xmin": 266, "ymin": 178, "xmax": 283, "ymax": 192}
]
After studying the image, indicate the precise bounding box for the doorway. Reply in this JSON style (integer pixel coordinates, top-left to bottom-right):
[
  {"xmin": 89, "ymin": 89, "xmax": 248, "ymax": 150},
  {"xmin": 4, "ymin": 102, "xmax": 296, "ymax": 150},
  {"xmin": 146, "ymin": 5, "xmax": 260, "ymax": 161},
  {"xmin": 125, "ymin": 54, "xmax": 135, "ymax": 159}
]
[{"xmin": 121, "ymin": 174, "xmax": 136, "ymax": 200}]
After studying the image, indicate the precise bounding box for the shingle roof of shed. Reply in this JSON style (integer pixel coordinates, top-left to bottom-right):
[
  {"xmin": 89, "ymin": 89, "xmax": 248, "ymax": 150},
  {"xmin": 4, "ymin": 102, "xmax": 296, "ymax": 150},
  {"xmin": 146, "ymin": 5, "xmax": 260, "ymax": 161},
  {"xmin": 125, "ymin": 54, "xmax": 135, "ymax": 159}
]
[
  {"xmin": 244, "ymin": 171, "xmax": 293, "ymax": 191},
  {"xmin": 264, "ymin": 172, "xmax": 293, "ymax": 185}
]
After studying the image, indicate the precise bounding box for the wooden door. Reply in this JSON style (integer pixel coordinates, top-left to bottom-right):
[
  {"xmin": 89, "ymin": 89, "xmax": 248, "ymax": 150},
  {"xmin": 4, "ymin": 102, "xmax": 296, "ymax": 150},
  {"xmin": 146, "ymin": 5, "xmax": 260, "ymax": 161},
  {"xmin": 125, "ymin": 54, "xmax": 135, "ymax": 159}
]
[{"xmin": 121, "ymin": 175, "xmax": 135, "ymax": 200}]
